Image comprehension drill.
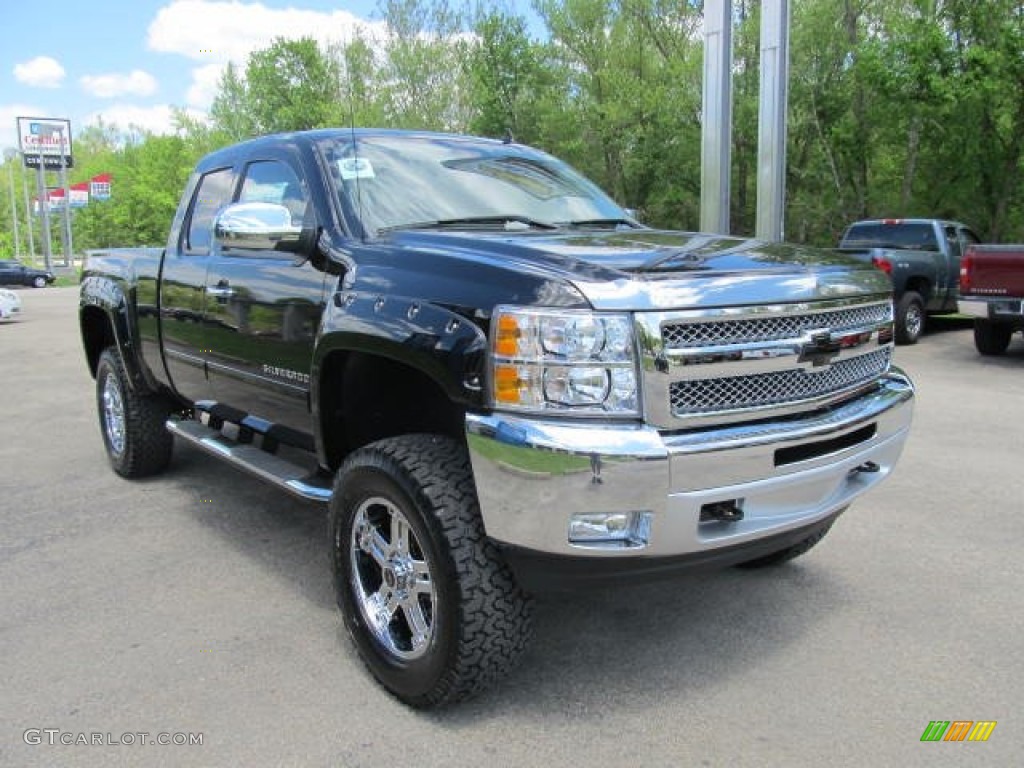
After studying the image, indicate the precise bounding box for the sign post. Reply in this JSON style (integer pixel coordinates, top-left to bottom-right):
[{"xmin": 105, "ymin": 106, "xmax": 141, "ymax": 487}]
[{"xmin": 33, "ymin": 147, "xmax": 53, "ymax": 271}]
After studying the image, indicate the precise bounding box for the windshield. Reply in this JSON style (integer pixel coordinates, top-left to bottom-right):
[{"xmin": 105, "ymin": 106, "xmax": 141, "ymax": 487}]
[
  {"xmin": 317, "ymin": 134, "xmax": 627, "ymax": 237},
  {"xmin": 841, "ymin": 222, "xmax": 940, "ymax": 251}
]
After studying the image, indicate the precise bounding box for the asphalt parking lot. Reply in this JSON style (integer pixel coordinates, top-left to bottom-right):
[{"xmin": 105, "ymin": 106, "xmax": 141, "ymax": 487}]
[{"xmin": 1, "ymin": 286, "xmax": 1020, "ymax": 767}]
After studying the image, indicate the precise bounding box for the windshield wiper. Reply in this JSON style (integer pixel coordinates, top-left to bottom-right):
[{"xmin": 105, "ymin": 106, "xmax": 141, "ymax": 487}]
[
  {"xmin": 377, "ymin": 215, "xmax": 559, "ymax": 234},
  {"xmin": 559, "ymin": 217, "xmax": 640, "ymax": 230}
]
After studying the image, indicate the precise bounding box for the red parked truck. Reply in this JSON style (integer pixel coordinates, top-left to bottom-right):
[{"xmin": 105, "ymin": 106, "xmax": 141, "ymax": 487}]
[{"xmin": 958, "ymin": 244, "xmax": 1024, "ymax": 354}]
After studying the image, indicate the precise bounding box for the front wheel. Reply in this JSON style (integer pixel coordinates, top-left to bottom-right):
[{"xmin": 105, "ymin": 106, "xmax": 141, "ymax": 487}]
[
  {"xmin": 32, "ymin": 275, "xmax": 47, "ymax": 288},
  {"xmin": 735, "ymin": 519, "xmax": 836, "ymax": 569},
  {"xmin": 329, "ymin": 434, "xmax": 533, "ymax": 708},
  {"xmin": 95, "ymin": 348, "xmax": 174, "ymax": 477},
  {"xmin": 973, "ymin": 319, "xmax": 1013, "ymax": 356},
  {"xmin": 895, "ymin": 291, "xmax": 925, "ymax": 345}
]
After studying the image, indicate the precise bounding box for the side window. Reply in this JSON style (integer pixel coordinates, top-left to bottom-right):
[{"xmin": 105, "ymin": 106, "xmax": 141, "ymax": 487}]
[
  {"xmin": 944, "ymin": 225, "xmax": 961, "ymax": 259},
  {"xmin": 185, "ymin": 168, "xmax": 234, "ymax": 255},
  {"xmin": 960, "ymin": 228, "xmax": 981, "ymax": 248},
  {"xmin": 239, "ymin": 160, "xmax": 309, "ymax": 226}
]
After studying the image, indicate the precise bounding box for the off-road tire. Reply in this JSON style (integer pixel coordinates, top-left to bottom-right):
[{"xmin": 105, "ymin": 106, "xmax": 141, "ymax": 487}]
[
  {"xmin": 895, "ymin": 291, "xmax": 925, "ymax": 345},
  {"xmin": 329, "ymin": 434, "xmax": 533, "ymax": 708},
  {"xmin": 95, "ymin": 348, "xmax": 174, "ymax": 477},
  {"xmin": 735, "ymin": 519, "xmax": 836, "ymax": 569},
  {"xmin": 973, "ymin": 319, "xmax": 1013, "ymax": 356}
]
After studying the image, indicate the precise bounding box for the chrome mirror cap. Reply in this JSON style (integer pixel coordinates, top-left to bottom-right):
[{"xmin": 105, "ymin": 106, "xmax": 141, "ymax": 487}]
[{"xmin": 214, "ymin": 202, "xmax": 303, "ymax": 252}]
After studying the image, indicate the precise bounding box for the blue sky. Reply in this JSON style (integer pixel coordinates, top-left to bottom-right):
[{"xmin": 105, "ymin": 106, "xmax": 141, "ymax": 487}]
[{"xmin": 3, "ymin": 0, "xmax": 534, "ymax": 152}]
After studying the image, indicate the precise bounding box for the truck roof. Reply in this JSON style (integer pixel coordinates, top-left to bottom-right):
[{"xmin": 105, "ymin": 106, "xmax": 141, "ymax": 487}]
[{"xmin": 196, "ymin": 128, "xmax": 515, "ymax": 171}]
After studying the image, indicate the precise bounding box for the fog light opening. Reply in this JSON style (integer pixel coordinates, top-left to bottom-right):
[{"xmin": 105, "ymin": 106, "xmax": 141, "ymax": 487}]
[
  {"xmin": 569, "ymin": 511, "xmax": 651, "ymax": 549},
  {"xmin": 699, "ymin": 499, "xmax": 745, "ymax": 523}
]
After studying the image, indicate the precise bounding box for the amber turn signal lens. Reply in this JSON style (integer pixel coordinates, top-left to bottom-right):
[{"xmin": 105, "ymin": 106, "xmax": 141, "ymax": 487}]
[
  {"xmin": 494, "ymin": 365, "xmax": 521, "ymax": 403},
  {"xmin": 495, "ymin": 315, "xmax": 521, "ymax": 357}
]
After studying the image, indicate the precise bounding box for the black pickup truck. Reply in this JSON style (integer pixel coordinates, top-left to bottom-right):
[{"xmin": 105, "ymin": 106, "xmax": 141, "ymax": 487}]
[
  {"xmin": 80, "ymin": 129, "xmax": 914, "ymax": 707},
  {"xmin": 838, "ymin": 218, "xmax": 982, "ymax": 344}
]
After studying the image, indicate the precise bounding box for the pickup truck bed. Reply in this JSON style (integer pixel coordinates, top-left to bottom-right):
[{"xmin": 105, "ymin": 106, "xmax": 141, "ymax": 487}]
[{"xmin": 958, "ymin": 244, "xmax": 1024, "ymax": 354}]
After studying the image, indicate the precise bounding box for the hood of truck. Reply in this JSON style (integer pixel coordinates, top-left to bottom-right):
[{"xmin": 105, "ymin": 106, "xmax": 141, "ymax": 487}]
[{"xmin": 385, "ymin": 228, "xmax": 892, "ymax": 310}]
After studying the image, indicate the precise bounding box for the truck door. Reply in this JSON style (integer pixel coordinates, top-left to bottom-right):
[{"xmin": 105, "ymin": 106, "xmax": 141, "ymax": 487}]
[
  {"xmin": 159, "ymin": 166, "xmax": 234, "ymax": 400},
  {"xmin": 941, "ymin": 224, "xmax": 963, "ymax": 307},
  {"xmin": 202, "ymin": 157, "xmax": 326, "ymax": 435}
]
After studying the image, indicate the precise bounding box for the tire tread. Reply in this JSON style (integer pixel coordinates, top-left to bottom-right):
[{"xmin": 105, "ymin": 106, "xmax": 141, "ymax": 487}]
[
  {"xmin": 96, "ymin": 348, "xmax": 173, "ymax": 478},
  {"xmin": 332, "ymin": 434, "xmax": 533, "ymax": 708}
]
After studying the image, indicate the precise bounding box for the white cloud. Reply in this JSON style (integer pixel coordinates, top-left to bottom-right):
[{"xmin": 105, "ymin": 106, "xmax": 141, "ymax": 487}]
[
  {"xmin": 13, "ymin": 56, "xmax": 66, "ymax": 89},
  {"xmin": 147, "ymin": 0, "xmax": 387, "ymax": 109},
  {"xmin": 80, "ymin": 70, "xmax": 159, "ymax": 99},
  {"xmin": 148, "ymin": 0, "xmax": 384, "ymax": 62},
  {"xmin": 84, "ymin": 104, "xmax": 208, "ymax": 137},
  {"xmin": 0, "ymin": 104, "xmax": 45, "ymax": 151},
  {"xmin": 185, "ymin": 63, "xmax": 227, "ymax": 109}
]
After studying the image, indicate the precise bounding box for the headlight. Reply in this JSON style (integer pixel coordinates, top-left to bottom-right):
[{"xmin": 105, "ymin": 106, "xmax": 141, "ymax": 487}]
[{"xmin": 491, "ymin": 307, "xmax": 640, "ymax": 416}]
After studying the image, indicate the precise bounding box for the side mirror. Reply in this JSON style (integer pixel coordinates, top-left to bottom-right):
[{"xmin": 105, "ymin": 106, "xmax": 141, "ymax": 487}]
[{"xmin": 214, "ymin": 202, "xmax": 305, "ymax": 253}]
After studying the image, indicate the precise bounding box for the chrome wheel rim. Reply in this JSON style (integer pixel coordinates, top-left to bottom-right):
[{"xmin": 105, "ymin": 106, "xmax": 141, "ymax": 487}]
[
  {"xmin": 102, "ymin": 374, "xmax": 126, "ymax": 456},
  {"xmin": 906, "ymin": 305, "xmax": 923, "ymax": 338},
  {"xmin": 350, "ymin": 497, "xmax": 436, "ymax": 660}
]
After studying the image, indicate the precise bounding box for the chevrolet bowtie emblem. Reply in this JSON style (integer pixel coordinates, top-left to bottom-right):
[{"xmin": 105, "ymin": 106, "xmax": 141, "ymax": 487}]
[{"xmin": 798, "ymin": 331, "xmax": 841, "ymax": 369}]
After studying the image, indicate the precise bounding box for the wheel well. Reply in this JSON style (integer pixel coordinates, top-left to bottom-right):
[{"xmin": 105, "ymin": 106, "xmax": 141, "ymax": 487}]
[
  {"xmin": 81, "ymin": 306, "xmax": 116, "ymax": 377},
  {"xmin": 319, "ymin": 351, "xmax": 465, "ymax": 471},
  {"xmin": 903, "ymin": 278, "xmax": 930, "ymax": 304}
]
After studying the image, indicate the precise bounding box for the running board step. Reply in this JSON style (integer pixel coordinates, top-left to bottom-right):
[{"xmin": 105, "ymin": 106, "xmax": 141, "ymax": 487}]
[{"xmin": 166, "ymin": 419, "xmax": 332, "ymax": 502}]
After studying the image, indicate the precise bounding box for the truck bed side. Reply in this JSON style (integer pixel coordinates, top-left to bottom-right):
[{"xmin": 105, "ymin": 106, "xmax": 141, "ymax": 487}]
[{"xmin": 960, "ymin": 245, "xmax": 1024, "ymax": 298}]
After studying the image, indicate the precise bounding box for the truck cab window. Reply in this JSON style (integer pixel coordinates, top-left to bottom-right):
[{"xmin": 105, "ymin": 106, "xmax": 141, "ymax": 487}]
[{"xmin": 185, "ymin": 167, "xmax": 234, "ymax": 255}]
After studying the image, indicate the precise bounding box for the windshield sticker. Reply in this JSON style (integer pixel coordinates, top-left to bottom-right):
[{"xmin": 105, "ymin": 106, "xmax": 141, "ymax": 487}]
[{"xmin": 339, "ymin": 158, "xmax": 375, "ymax": 180}]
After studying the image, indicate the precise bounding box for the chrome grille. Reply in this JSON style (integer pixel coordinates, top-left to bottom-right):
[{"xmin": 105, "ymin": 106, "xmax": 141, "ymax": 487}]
[
  {"xmin": 662, "ymin": 304, "xmax": 890, "ymax": 349},
  {"xmin": 670, "ymin": 348, "xmax": 891, "ymax": 415}
]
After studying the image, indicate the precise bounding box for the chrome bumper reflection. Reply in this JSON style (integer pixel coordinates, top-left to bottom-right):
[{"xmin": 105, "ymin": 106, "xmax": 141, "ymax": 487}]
[{"xmin": 466, "ymin": 370, "xmax": 914, "ymax": 558}]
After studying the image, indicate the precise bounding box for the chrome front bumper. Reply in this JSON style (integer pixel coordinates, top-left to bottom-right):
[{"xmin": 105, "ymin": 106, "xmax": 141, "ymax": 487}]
[{"xmin": 466, "ymin": 370, "xmax": 914, "ymax": 559}]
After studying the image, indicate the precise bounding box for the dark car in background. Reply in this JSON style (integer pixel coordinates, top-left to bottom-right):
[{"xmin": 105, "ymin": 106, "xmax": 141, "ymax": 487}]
[{"xmin": 0, "ymin": 259, "xmax": 55, "ymax": 288}]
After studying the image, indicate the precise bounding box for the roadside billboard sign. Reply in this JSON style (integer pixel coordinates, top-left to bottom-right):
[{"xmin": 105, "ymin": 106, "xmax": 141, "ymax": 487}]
[{"xmin": 16, "ymin": 117, "xmax": 74, "ymax": 169}]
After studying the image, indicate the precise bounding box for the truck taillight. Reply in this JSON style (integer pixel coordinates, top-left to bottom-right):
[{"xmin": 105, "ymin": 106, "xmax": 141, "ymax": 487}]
[
  {"xmin": 960, "ymin": 254, "xmax": 973, "ymax": 293},
  {"xmin": 871, "ymin": 255, "xmax": 892, "ymax": 276}
]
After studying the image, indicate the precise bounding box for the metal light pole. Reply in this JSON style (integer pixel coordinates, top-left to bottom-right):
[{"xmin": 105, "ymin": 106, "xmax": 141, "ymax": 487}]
[
  {"xmin": 701, "ymin": 0, "xmax": 733, "ymax": 235},
  {"xmin": 3, "ymin": 148, "xmax": 21, "ymax": 259},
  {"xmin": 755, "ymin": 0, "xmax": 791, "ymax": 242}
]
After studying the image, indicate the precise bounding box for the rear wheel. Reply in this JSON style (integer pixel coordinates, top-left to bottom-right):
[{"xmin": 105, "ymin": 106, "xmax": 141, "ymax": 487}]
[
  {"xmin": 329, "ymin": 434, "xmax": 533, "ymax": 708},
  {"xmin": 895, "ymin": 291, "xmax": 925, "ymax": 345},
  {"xmin": 973, "ymin": 320, "xmax": 1013, "ymax": 356},
  {"xmin": 95, "ymin": 348, "xmax": 174, "ymax": 477}
]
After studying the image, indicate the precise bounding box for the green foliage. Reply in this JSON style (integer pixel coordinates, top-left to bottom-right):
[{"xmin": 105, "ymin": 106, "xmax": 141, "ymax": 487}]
[{"xmin": 16, "ymin": 0, "xmax": 1024, "ymax": 257}]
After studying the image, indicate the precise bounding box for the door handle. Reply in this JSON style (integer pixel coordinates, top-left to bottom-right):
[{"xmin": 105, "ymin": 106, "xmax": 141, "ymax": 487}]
[{"xmin": 207, "ymin": 281, "xmax": 235, "ymax": 299}]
